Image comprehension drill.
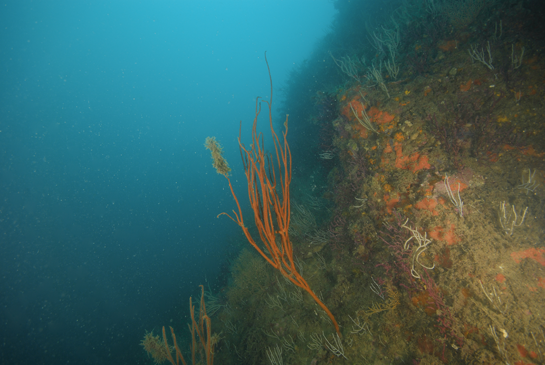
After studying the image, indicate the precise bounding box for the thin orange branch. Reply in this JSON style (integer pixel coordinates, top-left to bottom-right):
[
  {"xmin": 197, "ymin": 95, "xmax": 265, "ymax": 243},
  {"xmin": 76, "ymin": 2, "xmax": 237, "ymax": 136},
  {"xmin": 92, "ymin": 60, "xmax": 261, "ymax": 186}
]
[
  {"xmin": 219, "ymin": 52, "xmax": 340, "ymax": 335},
  {"xmin": 163, "ymin": 285, "xmax": 214, "ymax": 365},
  {"xmin": 189, "ymin": 285, "xmax": 214, "ymax": 365},
  {"xmin": 162, "ymin": 326, "xmax": 187, "ymax": 365}
]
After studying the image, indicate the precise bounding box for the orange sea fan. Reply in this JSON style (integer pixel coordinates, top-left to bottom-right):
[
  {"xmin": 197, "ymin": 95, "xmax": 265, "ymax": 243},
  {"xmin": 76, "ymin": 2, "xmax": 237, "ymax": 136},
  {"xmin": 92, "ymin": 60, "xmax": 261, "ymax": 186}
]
[{"xmin": 218, "ymin": 53, "xmax": 340, "ymax": 336}]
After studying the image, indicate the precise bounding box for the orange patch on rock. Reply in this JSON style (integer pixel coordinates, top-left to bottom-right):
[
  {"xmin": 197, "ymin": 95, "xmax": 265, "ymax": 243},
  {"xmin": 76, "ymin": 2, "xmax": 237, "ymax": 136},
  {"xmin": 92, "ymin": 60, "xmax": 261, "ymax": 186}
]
[
  {"xmin": 486, "ymin": 151, "xmax": 499, "ymax": 162},
  {"xmin": 412, "ymin": 292, "xmax": 437, "ymax": 316},
  {"xmin": 343, "ymin": 100, "xmax": 396, "ymax": 135},
  {"xmin": 538, "ymin": 277, "xmax": 545, "ymax": 288},
  {"xmin": 495, "ymin": 274, "xmax": 506, "ymax": 283},
  {"xmin": 394, "ymin": 142, "xmax": 431, "ymax": 173},
  {"xmin": 424, "ymin": 87, "xmax": 432, "ymax": 97},
  {"xmin": 352, "ymin": 121, "xmax": 369, "ymax": 139},
  {"xmin": 517, "ymin": 344, "xmax": 529, "ymax": 358},
  {"xmin": 423, "ymin": 185, "xmax": 434, "ymax": 197},
  {"xmin": 524, "ymin": 55, "xmax": 538, "ymax": 65},
  {"xmin": 460, "ymin": 80, "xmax": 472, "ymax": 92},
  {"xmin": 367, "ymin": 106, "xmax": 395, "ymax": 125},
  {"xmin": 511, "ymin": 247, "xmax": 545, "ymax": 266},
  {"xmin": 415, "ymin": 198, "xmax": 439, "ymax": 216},
  {"xmin": 383, "ymin": 142, "xmax": 393, "ymax": 154},
  {"xmin": 438, "ymin": 40, "xmax": 457, "ymax": 51},
  {"xmin": 341, "ymin": 97, "xmax": 364, "ymax": 121},
  {"xmin": 429, "ymin": 224, "xmax": 459, "ymax": 245},
  {"xmin": 444, "ymin": 177, "xmax": 468, "ymax": 192},
  {"xmin": 434, "ymin": 247, "xmax": 453, "ymax": 268},
  {"xmin": 520, "ymin": 145, "xmax": 545, "ymax": 158},
  {"xmin": 384, "ymin": 194, "xmax": 400, "ymax": 214}
]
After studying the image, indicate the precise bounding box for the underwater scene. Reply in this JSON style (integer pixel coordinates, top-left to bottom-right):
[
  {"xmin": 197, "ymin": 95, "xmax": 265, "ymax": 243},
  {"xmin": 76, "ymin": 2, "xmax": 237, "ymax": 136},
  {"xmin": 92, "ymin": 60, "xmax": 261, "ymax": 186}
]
[{"xmin": 2, "ymin": 0, "xmax": 545, "ymax": 364}]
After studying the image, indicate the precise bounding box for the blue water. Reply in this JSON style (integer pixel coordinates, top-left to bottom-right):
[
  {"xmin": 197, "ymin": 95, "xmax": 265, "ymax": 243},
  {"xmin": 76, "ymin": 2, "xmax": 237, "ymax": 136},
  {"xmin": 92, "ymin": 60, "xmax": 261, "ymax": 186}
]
[{"xmin": 0, "ymin": 1, "xmax": 334, "ymax": 364}]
